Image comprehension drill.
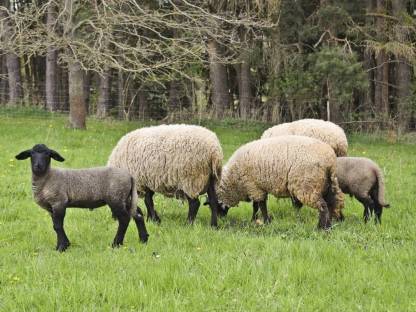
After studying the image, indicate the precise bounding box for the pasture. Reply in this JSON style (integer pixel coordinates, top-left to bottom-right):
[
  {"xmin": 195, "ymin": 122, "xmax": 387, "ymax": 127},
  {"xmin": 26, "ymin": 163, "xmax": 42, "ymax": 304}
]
[{"xmin": 1, "ymin": 110, "xmax": 415, "ymax": 311}]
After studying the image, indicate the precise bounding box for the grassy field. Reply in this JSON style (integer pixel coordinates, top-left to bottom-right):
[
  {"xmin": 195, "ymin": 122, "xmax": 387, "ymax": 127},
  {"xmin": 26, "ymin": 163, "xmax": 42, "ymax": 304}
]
[{"xmin": 1, "ymin": 110, "xmax": 415, "ymax": 311}]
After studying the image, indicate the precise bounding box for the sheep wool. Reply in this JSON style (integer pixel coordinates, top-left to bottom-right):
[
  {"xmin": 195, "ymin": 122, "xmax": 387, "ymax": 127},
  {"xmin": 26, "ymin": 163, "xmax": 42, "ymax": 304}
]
[
  {"xmin": 261, "ymin": 119, "xmax": 348, "ymax": 156},
  {"xmin": 107, "ymin": 124, "xmax": 223, "ymax": 199},
  {"xmin": 336, "ymin": 156, "xmax": 389, "ymax": 223},
  {"xmin": 218, "ymin": 135, "xmax": 344, "ymax": 216}
]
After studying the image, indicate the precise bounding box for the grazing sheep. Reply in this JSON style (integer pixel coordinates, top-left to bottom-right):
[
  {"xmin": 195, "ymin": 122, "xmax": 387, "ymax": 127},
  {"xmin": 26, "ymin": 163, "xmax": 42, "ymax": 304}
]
[
  {"xmin": 216, "ymin": 136, "xmax": 344, "ymax": 229},
  {"xmin": 16, "ymin": 144, "xmax": 149, "ymax": 252},
  {"xmin": 261, "ymin": 119, "xmax": 348, "ymax": 156},
  {"xmin": 336, "ymin": 157, "xmax": 390, "ymax": 223},
  {"xmin": 107, "ymin": 124, "xmax": 223, "ymax": 227}
]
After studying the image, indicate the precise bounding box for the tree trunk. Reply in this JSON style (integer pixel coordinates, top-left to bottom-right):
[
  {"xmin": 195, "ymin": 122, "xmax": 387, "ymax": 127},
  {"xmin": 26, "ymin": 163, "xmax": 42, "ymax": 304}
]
[
  {"xmin": 392, "ymin": 0, "xmax": 412, "ymax": 133},
  {"xmin": 22, "ymin": 54, "xmax": 32, "ymax": 105},
  {"xmin": 117, "ymin": 69, "xmax": 125, "ymax": 119},
  {"xmin": 45, "ymin": 1, "xmax": 58, "ymax": 111},
  {"xmin": 96, "ymin": 68, "xmax": 112, "ymax": 118},
  {"xmin": 375, "ymin": 51, "xmax": 389, "ymax": 121},
  {"xmin": 364, "ymin": 0, "xmax": 376, "ymax": 117},
  {"xmin": 0, "ymin": 53, "xmax": 8, "ymax": 104},
  {"xmin": 5, "ymin": 53, "xmax": 23, "ymax": 106},
  {"xmin": 0, "ymin": 4, "xmax": 23, "ymax": 106},
  {"xmin": 68, "ymin": 62, "xmax": 86, "ymax": 129},
  {"xmin": 83, "ymin": 71, "xmax": 91, "ymax": 113},
  {"xmin": 207, "ymin": 39, "xmax": 229, "ymax": 118},
  {"xmin": 59, "ymin": 64, "xmax": 69, "ymax": 111},
  {"xmin": 374, "ymin": 0, "xmax": 389, "ymax": 125},
  {"xmin": 236, "ymin": 61, "xmax": 252, "ymax": 120},
  {"xmin": 168, "ymin": 80, "xmax": 181, "ymax": 119},
  {"xmin": 137, "ymin": 87, "xmax": 148, "ymax": 120}
]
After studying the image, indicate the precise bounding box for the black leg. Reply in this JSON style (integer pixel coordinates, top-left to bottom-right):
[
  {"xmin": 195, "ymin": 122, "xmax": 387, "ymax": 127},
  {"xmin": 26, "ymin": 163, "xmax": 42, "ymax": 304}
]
[
  {"xmin": 374, "ymin": 203, "xmax": 383, "ymax": 224},
  {"xmin": 144, "ymin": 190, "xmax": 161, "ymax": 223},
  {"xmin": 291, "ymin": 197, "xmax": 303, "ymax": 209},
  {"xmin": 187, "ymin": 197, "xmax": 200, "ymax": 225},
  {"xmin": 357, "ymin": 196, "xmax": 374, "ymax": 223},
  {"xmin": 111, "ymin": 205, "xmax": 131, "ymax": 248},
  {"xmin": 132, "ymin": 208, "xmax": 149, "ymax": 243},
  {"xmin": 258, "ymin": 200, "xmax": 271, "ymax": 224},
  {"xmin": 336, "ymin": 211, "xmax": 345, "ymax": 222},
  {"xmin": 206, "ymin": 176, "xmax": 219, "ymax": 227},
  {"xmin": 252, "ymin": 202, "xmax": 259, "ymax": 221},
  {"xmin": 363, "ymin": 206, "xmax": 371, "ymax": 223},
  {"xmin": 52, "ymin": 207, "xmax": 70, "ymax": 252},
  {"xmin": 318, "ymin": 199, "xmax": 331, "ymax": 230}
]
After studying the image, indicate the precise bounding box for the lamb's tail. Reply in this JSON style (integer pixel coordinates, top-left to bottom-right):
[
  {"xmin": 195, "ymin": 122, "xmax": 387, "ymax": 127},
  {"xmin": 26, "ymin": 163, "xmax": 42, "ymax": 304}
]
[
  {"xmin": 374, "ymin": 166, "xmax": 390, "ymax": 208},
  {"xmin": 129, "ymin": 177, "xmax": 149, "ymax": 243},
  {"xmin": 129, "ymin": 177, "xmax": 138, "ymax": 215}
]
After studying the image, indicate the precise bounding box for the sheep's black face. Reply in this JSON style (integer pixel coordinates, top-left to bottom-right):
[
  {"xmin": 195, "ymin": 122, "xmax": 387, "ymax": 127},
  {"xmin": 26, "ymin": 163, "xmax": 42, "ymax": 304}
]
[
  {"xmin": 15, "ymin": 144, "xmax": 65, "ymax": 176},
  {"xmin": 217, "ymin": 202, "xmax": 229, "ymax": 217},
  {"xmin": 203, "ymin": 198, "xmax": 229, "ymax": 217},
  {"xmin": 31, "ymin": 147, "xmax": 52, "ymax": 176}
]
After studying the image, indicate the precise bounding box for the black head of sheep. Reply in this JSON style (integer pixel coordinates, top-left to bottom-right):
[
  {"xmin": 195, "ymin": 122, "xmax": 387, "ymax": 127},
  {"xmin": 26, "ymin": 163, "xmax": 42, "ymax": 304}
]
[
  {"xmin": 15, "ymin": 144, "xmax": 65, "ymax": 176},
  {"xmin": 203, "ymin": 198, "xmax": 229, "ymax": 217}
]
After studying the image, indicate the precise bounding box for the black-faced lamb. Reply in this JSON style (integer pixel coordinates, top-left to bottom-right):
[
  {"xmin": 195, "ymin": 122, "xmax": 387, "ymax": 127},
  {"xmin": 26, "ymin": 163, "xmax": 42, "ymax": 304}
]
[
  {"xmin": 107, "ymin": 124, "xmax": 223, "ymax": 227},
  {"xmin": 336, "ymin": 157, "xmax": 390, "ymax": 223},
  {"xmin": 16, "ymin": 144, "xmax": 149, "ymax": 252},
  {"xmin": 261, "ymin": 119, "xmax": 348, "ymax": 156},
  {"xmin": 216, "ymin": 136, "xmax": 345, "ymax": 229}
]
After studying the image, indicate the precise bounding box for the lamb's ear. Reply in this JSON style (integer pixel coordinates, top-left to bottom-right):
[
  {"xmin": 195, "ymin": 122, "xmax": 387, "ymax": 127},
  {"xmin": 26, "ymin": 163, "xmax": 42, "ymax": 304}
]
[
  {"xmin": 49, "ymin": 149, "xmax": 65, "ymax": 162},
  {"xmin": 15, "ymin": 149, "xmax": 32, "ymax": 160}
]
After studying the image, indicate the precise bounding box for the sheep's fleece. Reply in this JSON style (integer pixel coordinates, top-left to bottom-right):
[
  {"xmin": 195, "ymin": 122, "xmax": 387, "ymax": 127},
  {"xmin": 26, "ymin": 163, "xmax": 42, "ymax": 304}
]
[
  {"xmin": 217, "ymin": 135, "xmax": 344, "ymax": 212},
  {"xmin": 32, "ymin": 167, "xmax": 138, "ymax": 215},
  {"xmin": 261, "ymin": 119, "xmax": 348, "ymax": 156},
  {"xmin": 107, "ymin": 124, "xmax": 223, "ymax": 199},
  {"xmin": 336, "ymin": 157, "xmax": 389, "ymax": 206}
]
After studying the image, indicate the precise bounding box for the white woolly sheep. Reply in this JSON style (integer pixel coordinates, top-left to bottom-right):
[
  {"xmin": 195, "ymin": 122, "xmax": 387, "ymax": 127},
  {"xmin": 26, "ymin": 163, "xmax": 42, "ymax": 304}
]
[
  {"xmin": 261, "ymin": 119, "xmax": 348, "ymax": 156},
  {"xmin": 336, "ymin": 157, "xmax": 390, "ymax": 223},
  {"xmin": 16, "ymin": 144, "xmax": 149, "ymax": 252},
  {"xmin": 107, "ymin": 124, "xmax": 223, "ymax": 227},
  {"xmin": 217, "ymin": 135, "xmax": 345, "ymax": 229}
]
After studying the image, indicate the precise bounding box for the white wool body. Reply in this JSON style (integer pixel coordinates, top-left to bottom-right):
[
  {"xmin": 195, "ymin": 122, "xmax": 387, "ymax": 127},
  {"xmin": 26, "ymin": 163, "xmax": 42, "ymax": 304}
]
[
  {"xmin": 262, "ymin": 119, "xmax": 348, "ymax": 156},
  {"xmin": 108, "ymin": 124, "xmax": 223, "ymax": 199},
  {"xmin": 218, "ymin": 135, "xmax": 344, "ymax": 213}
]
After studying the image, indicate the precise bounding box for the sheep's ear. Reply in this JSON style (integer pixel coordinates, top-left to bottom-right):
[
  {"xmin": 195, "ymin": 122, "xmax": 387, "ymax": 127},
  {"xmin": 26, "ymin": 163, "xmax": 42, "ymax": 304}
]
[
  {"xmin": 50, "ymin": 150, "xmax": 65, "ymax": 162},
  {"xmin": 15, "ymin": 149, "xmax": 32, "ymax": 160}
]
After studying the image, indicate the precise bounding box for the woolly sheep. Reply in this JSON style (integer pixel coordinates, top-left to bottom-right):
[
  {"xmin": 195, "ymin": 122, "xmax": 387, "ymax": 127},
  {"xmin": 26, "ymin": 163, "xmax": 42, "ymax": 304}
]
[
  {"xmin": 216, "ymin": 136, "xmax": 345, "ymax": 229},
  {"xmin": 336, "ymin": 157, "xmax": 390, "ymax": 223},
  {"xmin": 217, "ymin": 135, "xmax": 343, "ymax": 229},
  {"xmin": 107, "ymin": 124, "xmax": 223, "ymax": 227},
  {"xmin": 261, "ymin": 119, "xmax": 348, "ymax": 156},
  {"xmin": 16, "ymin": 144, "xmax": 149, "ymax": 252}
]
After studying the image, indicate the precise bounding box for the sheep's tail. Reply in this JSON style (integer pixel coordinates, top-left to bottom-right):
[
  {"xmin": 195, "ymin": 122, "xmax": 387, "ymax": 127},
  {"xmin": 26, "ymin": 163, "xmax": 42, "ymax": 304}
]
[
  {"xmin": 374, "ymin": 166, "xmax": 390, "ymax": 208},
  {"xmin": 211, "ymin": 153, "xmax": 222, "ymax": 182},
  {"xmin": 129, "ymin": 177, "xmax": 139, "ymax": 217}
]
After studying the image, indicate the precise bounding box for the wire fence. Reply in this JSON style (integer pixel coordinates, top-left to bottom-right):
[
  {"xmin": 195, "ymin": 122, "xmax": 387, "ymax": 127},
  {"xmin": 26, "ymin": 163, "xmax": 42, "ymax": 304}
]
[{"xmin": 0, "ymin": 80, "xmax": 415, "ymax": 134}]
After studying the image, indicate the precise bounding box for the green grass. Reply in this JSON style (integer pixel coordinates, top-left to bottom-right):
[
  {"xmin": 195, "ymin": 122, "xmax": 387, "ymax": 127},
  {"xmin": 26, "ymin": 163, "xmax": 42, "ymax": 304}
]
[{"xmin": 1, "ymin": 111, "xmax": 416, "ymax": 311}]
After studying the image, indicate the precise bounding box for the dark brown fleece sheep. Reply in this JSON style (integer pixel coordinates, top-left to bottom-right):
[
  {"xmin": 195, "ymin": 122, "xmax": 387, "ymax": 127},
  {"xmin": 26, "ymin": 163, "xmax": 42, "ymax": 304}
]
[{"xmin": 336, "ymin": 157, "xmax": 390, "ymax": 223}]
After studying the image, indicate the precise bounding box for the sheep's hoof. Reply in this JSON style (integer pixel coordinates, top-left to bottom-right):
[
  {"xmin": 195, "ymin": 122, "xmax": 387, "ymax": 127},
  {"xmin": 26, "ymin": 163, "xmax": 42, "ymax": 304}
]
[
  {"xmin": 148, "ymin": 215, "xmax": 161, "ymax": 224},
  {"xmin": 112, "ymin": 239, "xmax": 124, "ymax": 248},
  {"xmin": 139, "ymin": 234, "xmax": 149, "ymax": 243},
  {"xmin": 317, "ymin": 219, "xmax": 331, "ymax": 231},
  {"xmin": 56, "ymin": 241, "xmax": 70, "ymax": 252},
  {"xmin": 335, "ymin": 213, "xmax": 345, "ymax": 222},
  {"xmin": 317, "ymin": 225, "xmax": 331, "ymax": 231}
]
